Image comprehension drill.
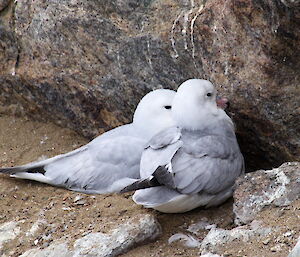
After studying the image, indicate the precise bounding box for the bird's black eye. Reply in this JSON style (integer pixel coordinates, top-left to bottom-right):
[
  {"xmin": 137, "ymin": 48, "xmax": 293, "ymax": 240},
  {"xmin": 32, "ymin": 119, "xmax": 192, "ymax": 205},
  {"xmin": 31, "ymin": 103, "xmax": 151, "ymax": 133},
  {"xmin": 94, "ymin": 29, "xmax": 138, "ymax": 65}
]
[
  {"xmin": 164, "ymin": 105, "xmax": 171, "ymax": 109},
  {"xmin": 206, "ymin": 93, "xmax": 212, "ymax": 97}
]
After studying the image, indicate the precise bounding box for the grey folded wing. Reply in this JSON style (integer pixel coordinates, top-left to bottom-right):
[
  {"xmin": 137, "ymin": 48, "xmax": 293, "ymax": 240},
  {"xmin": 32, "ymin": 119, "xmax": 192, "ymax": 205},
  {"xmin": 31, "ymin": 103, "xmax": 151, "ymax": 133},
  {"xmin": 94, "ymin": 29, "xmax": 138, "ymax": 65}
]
[
  {"xmin": 147, "ymin": 126, "xmax": 181, "ymax": 149},
  {"xmin": 47, "ymin": 135, "xmax": 146, "ymax": 193},
  {"xmin": 165, "ymin": 134, "xmax": 245, "ymax": 195},
  {"xmin": 139, "ymin": 126, "xmax": 183, "ymax": 179},
  {"xmin": 1, "ymin": 135, "xmax": 146, "ymax": 194}
]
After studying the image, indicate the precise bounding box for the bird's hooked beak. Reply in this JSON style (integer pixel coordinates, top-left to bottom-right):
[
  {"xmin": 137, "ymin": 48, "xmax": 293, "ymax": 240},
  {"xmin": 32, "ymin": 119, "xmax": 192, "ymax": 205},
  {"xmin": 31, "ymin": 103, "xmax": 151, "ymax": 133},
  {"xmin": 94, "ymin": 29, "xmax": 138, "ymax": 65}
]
[{"xmin": 216, "ymin": 96, "xmax": 230, "ymax": 110}]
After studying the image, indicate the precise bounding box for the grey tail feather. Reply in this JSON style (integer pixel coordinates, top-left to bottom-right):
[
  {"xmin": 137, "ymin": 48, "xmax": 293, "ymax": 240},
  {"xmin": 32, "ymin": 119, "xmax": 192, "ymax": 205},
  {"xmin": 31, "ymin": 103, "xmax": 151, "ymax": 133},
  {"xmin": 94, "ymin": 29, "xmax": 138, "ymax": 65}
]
[
  {"xmin": 120, "ymin": 164, "xmax": 177, "ymax": 193},
  {"xmin": 152, "ymin": 165, "xmax": 176, "ymax": 189},
  {"xmin": 0, "ymin": 166, "xmax": 46, "ymax": 175},
  {"xmin": 120, "ymin": 176, "xmax": 160, "ymax": 193},
  {"xmin": 0, "ymin": 145, "xmax": 87, "ymax": 176}
]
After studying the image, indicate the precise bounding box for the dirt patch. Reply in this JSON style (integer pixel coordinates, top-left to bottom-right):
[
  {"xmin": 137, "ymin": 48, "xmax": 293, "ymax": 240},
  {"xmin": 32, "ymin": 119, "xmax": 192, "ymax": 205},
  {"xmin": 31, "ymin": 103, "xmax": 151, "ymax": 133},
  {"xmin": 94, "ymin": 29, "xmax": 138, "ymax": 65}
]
[{"xmin": 0, "ymin": 114, "xmax": 298, "ymax": 256}]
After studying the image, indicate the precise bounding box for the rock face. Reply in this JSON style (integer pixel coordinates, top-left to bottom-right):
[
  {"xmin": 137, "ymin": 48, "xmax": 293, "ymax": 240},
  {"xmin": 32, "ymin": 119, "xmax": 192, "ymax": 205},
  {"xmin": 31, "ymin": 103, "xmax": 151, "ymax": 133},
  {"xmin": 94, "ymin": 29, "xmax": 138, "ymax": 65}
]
[
  {"xmin": 14, "ymin": 214, "xmax": 161, "ymax": 257},
  {"xmin": 233, "ymin": 162, "xmax": 300, "ymax": 225},
  {"xmin": 0, "ymin": 0, "xmax": 10, "ymax": 12},
  {"xmin": 289, "ymin": 237, "xmax": 300, "ymax": 257},
  {"xmin": 168, "ymin": 219, "xmax": 272, "ymax": 255},
  {"xmin": 0, "ymin": 0, "xmax": 299, "ymax": 170},
  {"xmin": 199, "ymin": 222, "xmax": 271, "ymax": 253},
  {"xmin": 72, "ymin": 214, "xmax": 161, "ymax": 257},
  {"xmin": 0, "ymin": 221, "xmax": 21, "ymax": 249},
  {"xmin": 281, "ymin": 0, "xmax": 300, "ymax": 7}
]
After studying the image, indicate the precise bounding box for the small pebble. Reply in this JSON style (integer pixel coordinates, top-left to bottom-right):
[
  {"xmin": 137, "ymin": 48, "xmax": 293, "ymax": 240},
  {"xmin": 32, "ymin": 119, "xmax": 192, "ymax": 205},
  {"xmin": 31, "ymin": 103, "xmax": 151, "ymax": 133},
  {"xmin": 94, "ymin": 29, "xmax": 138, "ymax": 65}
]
[
  {"xmin": 75, "ymin": 200, "xmax": 86, "ymax": 205},
  {"xmin": 262, "ymin": 238, "xmax": 270, "ymax": 245},
  {"xmin": 74, "ymin": 195, "xmax": 84, "ymax": 202},
  {"xmin": 270, "ymin": 244, "xmax": 283, "ymax": 252},
  {"xmin": 283, "ymin": 231, "xmax": 293, "ymax": 237}
]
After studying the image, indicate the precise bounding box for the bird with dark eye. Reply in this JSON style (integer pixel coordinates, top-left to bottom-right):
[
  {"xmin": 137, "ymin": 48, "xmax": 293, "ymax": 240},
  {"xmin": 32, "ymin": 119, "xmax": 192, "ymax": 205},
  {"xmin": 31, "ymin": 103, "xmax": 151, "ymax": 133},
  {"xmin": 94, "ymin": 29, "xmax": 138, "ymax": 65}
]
[
  {"xmin": 164, "ymin": 105, "xmax": 171, "ymax": 109},
  {"xmin": 206, "ymin": 93, "xmax": 212, "ymax": 97}
]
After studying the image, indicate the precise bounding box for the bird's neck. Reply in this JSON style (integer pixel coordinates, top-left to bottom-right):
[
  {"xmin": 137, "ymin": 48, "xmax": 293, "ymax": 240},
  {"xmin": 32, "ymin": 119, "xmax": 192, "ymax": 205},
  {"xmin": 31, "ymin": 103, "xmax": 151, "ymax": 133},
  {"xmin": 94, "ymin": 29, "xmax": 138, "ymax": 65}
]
[{"xmin": 174, "ymin": 108, "xmax": 232, "ymax": 131}]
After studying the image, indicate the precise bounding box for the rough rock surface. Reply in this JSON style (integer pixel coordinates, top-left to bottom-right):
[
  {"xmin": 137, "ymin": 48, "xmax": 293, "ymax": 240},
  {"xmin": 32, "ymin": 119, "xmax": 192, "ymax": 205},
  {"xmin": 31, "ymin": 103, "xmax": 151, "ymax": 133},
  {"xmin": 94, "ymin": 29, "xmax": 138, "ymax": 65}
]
[
  {"xmin": 200, "ymin": 254, "xmax": 222, "ymax": 257},
  {"xmin": 0, "ymin": 0, "xmax": 299, "ymax": 170},
  {"xmin": 19, "ymin": 214, "xmax": 161, "ymax": 257},
  {"xmin": 281, "ymin": 0, "xmax": 300, "ymax": 7},
  {"xmin": 233, "ymin": 162, "xmax": 300, "ymax": 225},
  {"xmin": 199, "ymin": 221, "xmax": 271, "ymax": 253},
  {"xmin": 168, "ymin": 219, "xmax": 272, "ymax": 254},
  {"xmin": 0, "ymin": 221, "xmax": 21, "ymax": 249},
  {"xmin": 19, "ymin": 243, "xmax": 71, "ymax": 257},
  {"xmin": 288, "ymin": 237, "xmax": 300, "ymax": 257},
  {"xmin": 0, "ymin": 0, "xmax": 9, "ymax": 11}
]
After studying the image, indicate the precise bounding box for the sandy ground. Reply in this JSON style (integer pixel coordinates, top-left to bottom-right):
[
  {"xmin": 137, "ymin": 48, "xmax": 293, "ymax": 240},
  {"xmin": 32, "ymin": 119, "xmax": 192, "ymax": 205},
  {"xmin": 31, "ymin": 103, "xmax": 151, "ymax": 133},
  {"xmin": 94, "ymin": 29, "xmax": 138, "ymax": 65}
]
[{"xmin": 0, "ymin": 114, "xmax": 299, "ymax": 257}]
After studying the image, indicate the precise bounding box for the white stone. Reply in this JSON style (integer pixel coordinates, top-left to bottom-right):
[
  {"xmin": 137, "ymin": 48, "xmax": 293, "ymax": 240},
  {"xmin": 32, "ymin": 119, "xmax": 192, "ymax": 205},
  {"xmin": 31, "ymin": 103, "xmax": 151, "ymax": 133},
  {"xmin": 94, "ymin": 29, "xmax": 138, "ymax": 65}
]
[
  {"xmin": 0, "ymin": 221, "xmax": 21, "ymax": 249},
  {"xmin": 288, "ymin": 236, "xmax": 300, "ymax": 257},
  {"xmin": 18, "ymin": 214, "xmax": 161, "ymax": 257},
  {"xmin": 19, "ymin": 243, "xmax": 72, "ymax": 257},
  {"xmin": 200, "ymin": 225, "xmax": 272, "ymax": 252}
]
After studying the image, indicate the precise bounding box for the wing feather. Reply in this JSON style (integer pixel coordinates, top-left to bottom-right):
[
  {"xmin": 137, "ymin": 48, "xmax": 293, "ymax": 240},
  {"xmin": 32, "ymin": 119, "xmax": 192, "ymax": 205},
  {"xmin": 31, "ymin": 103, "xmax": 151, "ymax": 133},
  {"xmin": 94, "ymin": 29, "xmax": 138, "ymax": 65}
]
[
  {"xmin": 171, "ymin": 135, "xmax": 244, "ymax": 195},
  {"xmin": 140, "ymin": 127, "xmax": 182, "ymax": 178}
]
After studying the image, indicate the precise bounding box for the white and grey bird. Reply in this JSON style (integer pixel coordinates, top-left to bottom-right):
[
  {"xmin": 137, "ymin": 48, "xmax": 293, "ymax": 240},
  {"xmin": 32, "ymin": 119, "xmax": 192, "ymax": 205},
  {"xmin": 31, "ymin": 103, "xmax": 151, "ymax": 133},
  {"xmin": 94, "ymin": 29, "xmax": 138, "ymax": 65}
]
[
  {"xmin": 122, "ymin": 79, "xmax": 244, "ymax": 213},
  {"xmin": 0, "ymin": 89, "xmax": 176, "ymax": 194}
]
